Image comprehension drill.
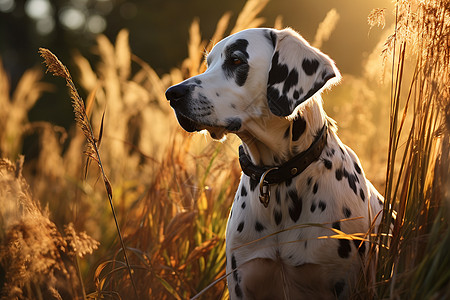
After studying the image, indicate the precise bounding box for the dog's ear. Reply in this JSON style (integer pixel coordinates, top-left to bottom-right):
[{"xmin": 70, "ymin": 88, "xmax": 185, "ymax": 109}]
[{"xmin": 266, "ymin": 28, "xmax": 341, "ymax": 117}]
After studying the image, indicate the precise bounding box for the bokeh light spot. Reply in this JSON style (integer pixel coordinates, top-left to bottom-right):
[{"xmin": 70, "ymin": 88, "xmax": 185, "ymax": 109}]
[
  {"xmin": 60, "ymin": 7, "xmax": 85, "ymax": 30},
  {"xmin": 0, "ymin": 0, "xmax": 15, "ymax": 13},
  {"xmin": 25, "ymin": 0, "xmax": 52, "ymax": 20},
  {"xmin": 36, "ymin": 17, "xmax": 54, "ymax": 35},
  {"xmin": 87, "ymin": 14, "xmax": 107, "ymax": 34}
]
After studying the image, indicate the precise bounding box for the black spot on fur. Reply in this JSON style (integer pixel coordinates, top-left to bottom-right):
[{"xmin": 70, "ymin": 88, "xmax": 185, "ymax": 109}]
[
  {"xmin": 323, "ymin": 159, "xmax": 332, "ymax": 170},
  {"xmin": 343, "ymin": 207, "xmax": 352, "ymax": 218},
  {"xmin": 338, "ymin": 239, "xmax": 351, "ymax": 258},
  {"xmin": 310, "ymin": 202, "xmax": 316, "ymax": 213},
  {"xmin": 293, "ymin": 90, "xmax": 300, "ymax": 99},
  {"xmin": 265, "ymin": 29, "xmax": 277, "ymax": 48},
  {"xmin": 333, "ymin": 222, "xmax": 352, "ymax": 258},
  {"xmin": 335, "ymin": 169, "xmax": 343, "ymax": 181},
  {"xmin": 255, "ymin": 221, "xmax": 265, "ymax": 232},
  {"xmin": 302, "ymin": 58, "xmax": 319, "ymax": 76},
  {"xmin": 235, "ymin": 283, "xmax": 243, "ymax": 298},
  {"xmin": 275, "ymin": 188, "xmax": 281, "ymax": 205},
  {"xmin": 359, "ymin": 188, "xmax": 365, "ymax": 202},
  {"xmin": 267, "ymin": 86, "xmax": 291, "ymax": 116},
  {"xmin": 292, "ymin": 117, "xmax": 306, "ymax": 141},
  {"xmin": 231, "ymin": 254, "xmax": 237, "ymax": 274},
  {"xmin": 267, "ymin": 51, "xmax": 299, "ymax": 117},
  {"xmin": 307, "ymin": 177, "xmax": 312, "ymax": 186},
  {"xmin": 359, "ymin": 242, "xmax": 366, "ymax": 256},
  {"xmin": 347, "ymin": 174, "xmax": 357, "ymax": 195},
  {"xmin": 222, "ymin": 39, "xmax": 250, "ymax": 86},
  {"xmin": 313, "ymin": 182, "xmax": 319, "ymax": 194},
  {"xmin": 332, "ymin": 221, "xmax": 341, "ymax": 231},
  {"xmin": 343, "ymin": 168, "xmax": 349, "ymax": 178},
  {"xmin": 249, "ymin": 177, "xmax": 258, "ymax": 191},
  {"xmin": 274, "ymin": 210, "xmax": 282, "ymax": 225},
  {"xmin": 354, "ymin": 172, "xmax": 360, "ymax": 183},
  {"xmin": 241, "ymin": 201, "xmax": 246, "ymax": 209},
  {"xmin": 318, "ymin": 201, "xmax": 326, "ymax": 212},
  {"xmin": 334, "ymin": 280, "xmax": 345, "ymax": 297},
  {"xmin": 268, "ymin": 52, "xmax": 288, "ymax": 85},
  {"xmin": 353, "ymin": 240, "xmax": 366, "ymax": 257},
  {"xmin": 241, "ymin": 186, "xmax": 247, "ymax": 197},
  {"xmin": 288, "ymin": 190, "xmax": 302, "ymax": 222},
  {"xmin": 237, "ymin": 221, "xmax": 244, "ymax": 233},
  {"xmin": 354, "ymin": 161, "xmax": 362, "ymax": 174},
  {"xmin": 283, "ymin": 69, "xmax": 299, "ymax": 94},
  {"xmin": 304, "ymin": 241, "xmax": 308, "ymax": 248}
]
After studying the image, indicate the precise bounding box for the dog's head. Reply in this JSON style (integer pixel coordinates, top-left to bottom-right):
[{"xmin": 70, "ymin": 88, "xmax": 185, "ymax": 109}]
[{"xmin": 166, "ymin": 28, "xmax": 340, "ymax": 140}]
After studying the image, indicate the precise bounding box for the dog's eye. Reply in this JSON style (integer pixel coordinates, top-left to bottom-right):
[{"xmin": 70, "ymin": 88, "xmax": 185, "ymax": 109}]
[{"xmin": 232, "ymin": 57, "xmax": 243, "ymax": 65}]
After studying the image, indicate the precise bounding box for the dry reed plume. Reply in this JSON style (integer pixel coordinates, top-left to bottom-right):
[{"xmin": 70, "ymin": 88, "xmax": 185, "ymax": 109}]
[{"xmin": 0, "ymin": 157, "xmax": 98, "ymax": 299}]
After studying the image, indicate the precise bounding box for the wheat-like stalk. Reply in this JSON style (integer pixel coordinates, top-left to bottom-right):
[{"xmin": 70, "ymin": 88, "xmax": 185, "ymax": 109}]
[{"xmin": 38, "ymin": 48, "xmax": 139, "ymax": 299}]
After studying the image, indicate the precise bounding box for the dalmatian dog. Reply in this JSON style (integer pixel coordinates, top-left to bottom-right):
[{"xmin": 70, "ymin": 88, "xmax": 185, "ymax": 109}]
[{"xmin": 166, "ymin": 28, "xmax": 385, "ymax": 299}]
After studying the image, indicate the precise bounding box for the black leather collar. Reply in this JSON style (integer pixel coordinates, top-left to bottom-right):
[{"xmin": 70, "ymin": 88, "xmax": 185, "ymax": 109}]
[{"xmin": 238, "ymin": 123, "xmax": 328, "ymax": 207}]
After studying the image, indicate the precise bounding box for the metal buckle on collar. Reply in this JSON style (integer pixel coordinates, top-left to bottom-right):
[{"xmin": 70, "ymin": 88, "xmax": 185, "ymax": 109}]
[{"xmin": 259, "ymin": 167, "xmax": 278, "ymax": 208}]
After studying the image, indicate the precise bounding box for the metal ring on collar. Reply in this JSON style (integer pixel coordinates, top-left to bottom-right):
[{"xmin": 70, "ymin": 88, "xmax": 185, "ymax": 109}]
[{"xmin": 259, "ymin": 167, "xmax": 278, "ymax": 208}]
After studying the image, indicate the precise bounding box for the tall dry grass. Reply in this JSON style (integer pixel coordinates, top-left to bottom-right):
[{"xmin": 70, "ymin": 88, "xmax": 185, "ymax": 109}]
[
  {"xmin": 0, "ymin": 0, "xmax": 448, "ymax": 299},
  {"xmin": 361, "ymin": 1, "xmax": 450, "ymax": 299},
  {"xmin": 0, "ymin": 156, "xmax": 98, "ymax": 300}
]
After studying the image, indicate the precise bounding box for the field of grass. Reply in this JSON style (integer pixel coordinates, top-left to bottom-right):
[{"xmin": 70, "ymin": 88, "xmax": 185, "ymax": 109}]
[{"xmin": 0, "ymin": 0, "xmax": 449, "ymax": 299}]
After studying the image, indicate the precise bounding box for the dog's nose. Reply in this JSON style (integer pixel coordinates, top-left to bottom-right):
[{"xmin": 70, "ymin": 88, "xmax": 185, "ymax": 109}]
[{"xmin": 165, "ymin": 84, "xmax": 190, "ymax": 102}]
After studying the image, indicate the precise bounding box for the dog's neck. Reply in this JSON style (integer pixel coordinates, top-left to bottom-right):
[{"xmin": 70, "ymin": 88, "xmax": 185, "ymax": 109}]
[{"xmin": 238, "ymin": 97, "xmax": 327, "ymax": 167}]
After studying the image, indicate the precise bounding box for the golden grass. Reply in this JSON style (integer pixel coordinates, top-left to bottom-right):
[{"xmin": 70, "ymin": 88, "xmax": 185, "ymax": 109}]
[
  {"xmin": 364, "ymin": 1, "xmax": 450, "ymax": 299},
  {"xmin": 0, "ymin": 156, "xmax": 98, "ymax": 300},
  {"xmin": 0, "ymin": 0, "xmax": 448, "ymax": 299}
]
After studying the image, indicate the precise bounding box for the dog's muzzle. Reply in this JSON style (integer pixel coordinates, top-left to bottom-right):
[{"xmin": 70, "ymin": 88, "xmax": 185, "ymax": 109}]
[{"xmin": 165, "ymin": 83, "xmax": 202, "ymax": 132}]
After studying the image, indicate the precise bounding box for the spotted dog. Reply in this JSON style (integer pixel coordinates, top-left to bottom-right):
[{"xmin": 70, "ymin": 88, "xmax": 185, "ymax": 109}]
[{"xmin": 166, "ymin": 28, "xmax": 385, "ymax": 299}]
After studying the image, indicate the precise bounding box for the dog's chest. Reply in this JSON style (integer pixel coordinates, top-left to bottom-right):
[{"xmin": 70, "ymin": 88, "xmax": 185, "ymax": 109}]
[
  {"xmin": 225, "ymin": 148, "xmax": 373, "ymax": 266},
  {"xmin": 227, "ymin": 172, "xmax": 328, "ymax": 265}
]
